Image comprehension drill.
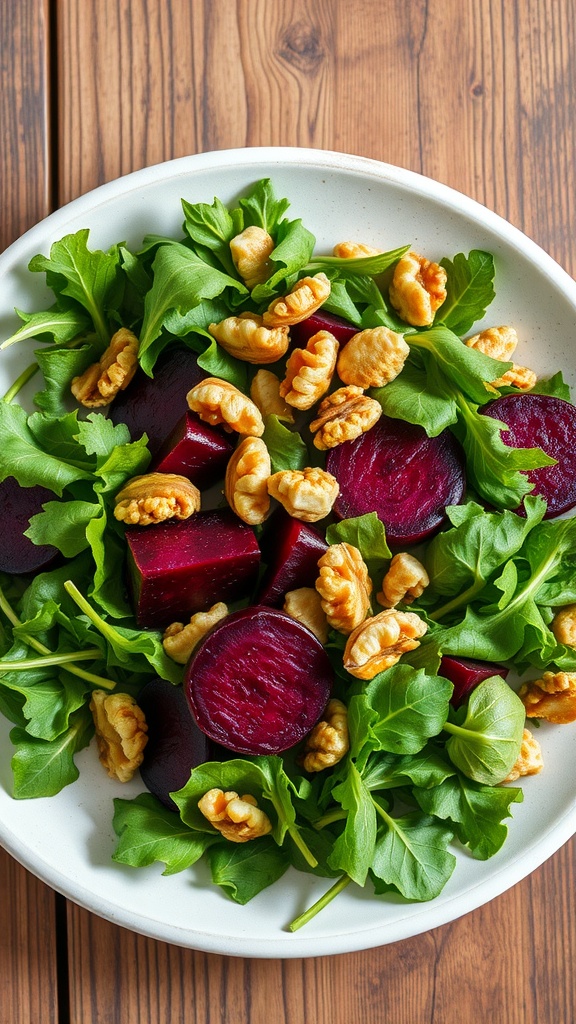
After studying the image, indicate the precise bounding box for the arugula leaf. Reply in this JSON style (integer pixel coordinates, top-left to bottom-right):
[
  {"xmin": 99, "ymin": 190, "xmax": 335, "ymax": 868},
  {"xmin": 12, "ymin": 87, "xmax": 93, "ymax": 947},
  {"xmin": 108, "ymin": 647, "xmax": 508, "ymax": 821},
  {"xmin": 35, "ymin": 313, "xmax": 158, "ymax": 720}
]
[
  {"xmin": 443, "ymin": 676, "xmax": 525, "ymax": 785},
  {"xmin": 326, "ymin": 761, "xmax": 378, "ymax": 885},
  {"xmin": 0, "ymin": 404, "xmax": 93, "ymax": 494},
  {"xmin": 414, "ymin": 774, "xmax": 523, "ymax": 859},
  {"xmin": 362, "ymin": 745, "xmax": 456, "ymax": 792},
  {"xmin": 112, "ymin": 793, "xmax": 218, "ymax": 874},
  {"xmin": 438, "ymin": 250, "xmax": 496, "ymax": 335},
  {"xmin": 1, "ymin": 305, "xmax": 89, "ymax": 349},
  {"xmin": 207, "ymin": 837, "xmax": 289, "ymax": 904},
  {"xmin": 26, "ymin": 499, "xmax": 98, "ymax": 557},
  {"xmin": 409, "ymin": 325, "xmax": 507, "ymax": 405},
  {"xmin": 238, "ymin": 178, "xmax": 290, "ymax": 234},
  {"xmin": 10, "ymin": 707, "xmax": 93, "ymax": 798},
  {"xmin": 349, "ymin": 665, "xmax": 452, "ymax": 758},
  {"xmin": 307, "ymin": 245, "xmax": 410, "ymax": 279},
  {"xmin": 370, "ymin": 808, "xmax": 456, "ymax": 901},
  {"xmin": 262, "ymin": 415, "xmax": 308, "ymax": 473},
  {"xmin": 181, "ymin": 195, "xmax": 243, "ymax": 277},
  {"xmin": 196, "ymin": 338, "xmax": 248, "ymax": 391},
  {"xmin": 251, "ymin": 219, "xmax": 316, "ymax": 302},
  {"xmin": 372, "ymin": 358, "xmax": 458, "ymax": 437},
  {"xmin": 34, "ymin": 342, "xmax": 98, "ymax": 416}
]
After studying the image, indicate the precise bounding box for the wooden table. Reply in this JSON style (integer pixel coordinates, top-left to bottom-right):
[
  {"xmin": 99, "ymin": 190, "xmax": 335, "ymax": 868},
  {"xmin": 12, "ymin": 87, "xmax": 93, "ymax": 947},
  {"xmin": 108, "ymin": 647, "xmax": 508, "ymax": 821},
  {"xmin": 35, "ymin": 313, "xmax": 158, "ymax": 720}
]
[{"xmin": 2, "ymin": 2, "xmax": 575, "ymax": 1021}]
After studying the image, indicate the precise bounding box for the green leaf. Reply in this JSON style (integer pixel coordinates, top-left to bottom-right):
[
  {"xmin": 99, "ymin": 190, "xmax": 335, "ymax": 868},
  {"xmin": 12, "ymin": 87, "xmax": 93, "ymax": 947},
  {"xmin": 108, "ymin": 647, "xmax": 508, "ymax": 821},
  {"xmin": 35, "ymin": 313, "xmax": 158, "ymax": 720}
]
[
  {"xmin": 238, "ymin": 178, "xmax": 290, "ymax": 234},
  {"xmin": 350, "ymin": 665, "xmax": 452, "ymax": 757},
  {"xmin": 370, "ymin": 809, "xmax": 456, "ymax": 901},
  {"xmin": 26, "ymin": 500, "xmax": 98, "ymax": 557},
  {"xmin": 112, "ymin": 793, "xmax": 217, "ymax": 875},
  {"xmin": 409, "ymin": 325, "xmax": 508, "ymax": 405},
  {"xmin": 443, "ymin": 676, "xmax": 525, "ymax": 785},
  {"xmin": 181, "ymin": 195, "xmax": 242, "ymax": 277},
  {"xmin": 251, "ymin": 220, "xmax": 316, "ymax": 302},
  {"xmin": 196, "ymin": 338, "xmax": 248, "ymax": 391},
  {"xmin": 325, "ymin": 512, "xmax": 391, "ymax": 589},
  {"xmin": 307, "ymin": 245, "xmax": 410, "ymax": 278},
  {"xmin": 0, "ymin": 403, "xmax": 92, "ymax": 494},
  {"xmin": 34, "ymin": 342, "xmax": 98, "ymax": 416},
  {"xmin": 2, "ymin": 305, "xmax": 89, "ymax": 348},
  {"xmin": 371, "ymin": 358, "xmax": 458, "ymax": 436},
  {"xmin": 362, "ymin": 745, "xmax": 456, "ymax": 792},
  {"xmin": 438, "ymin": 250, "xmax": 496, "ymax": 336},
  {"xmin": 414, "ymin": 774, "xmax": 523, "ymax": 859},
  {"xmin": 208, "ymin": 837, "xmax": 289, "ymax": 903},
  {"xmin": 262, "ymin": 415, "xmax": 308, "ymax": 473},
  {"xmin": 10, "ymin": 707, "xmax": 93, "ymax": 798},
  {"xmin": 327, "ymin": 761, "xmax": 377, "ymax": 885}
]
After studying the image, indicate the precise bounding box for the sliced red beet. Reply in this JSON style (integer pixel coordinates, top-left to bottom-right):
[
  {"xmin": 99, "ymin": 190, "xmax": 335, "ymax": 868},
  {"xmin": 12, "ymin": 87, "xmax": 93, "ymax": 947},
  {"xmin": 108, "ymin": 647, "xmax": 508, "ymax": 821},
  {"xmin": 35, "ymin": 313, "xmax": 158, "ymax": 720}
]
[
  {"xmin": 109, "ymin": 345, "xmax": 207, "ymax": 454},
  {"xmin": 138, "ymin": 678, "xmax": 229, "ymax": 810},
  {"xmin": 481, "ymin": 393, "xmax": 576, "ymax": 518},
  {"xmin": 439, "ymin": 655, "xmax": 510, "ymax": 709},
  {"xmin": 185, "ymin": 606, "xmax": 333, "ymax": 755},
  {"xmin": 125, "ymin": 509, "xmax": 260, "ymax": 628},
  {"xmin": 289, "ymin": 310, "xmax": 358, "ymax": 348},
  {"xmin": 151, "ymin": 411, "xmax": 234, "ymax": 488},
  {"xmin": 257, "ymin": 510, "xmax": 328, "ymax": 606},
  {"xmin": 0, "ymin": 478, "xmax": 60, "ymax": 574},
  {"xmin": 326, "ymin": 416, "xmax": 466, "ymax": 546}
]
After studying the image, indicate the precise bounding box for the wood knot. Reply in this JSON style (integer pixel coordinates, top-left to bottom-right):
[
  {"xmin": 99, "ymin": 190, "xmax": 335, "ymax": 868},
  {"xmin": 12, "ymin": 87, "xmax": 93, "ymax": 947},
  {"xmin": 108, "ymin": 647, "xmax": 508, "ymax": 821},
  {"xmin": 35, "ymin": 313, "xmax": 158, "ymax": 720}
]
[{"xmin": 278, "ymin": 22, "xmax": 325, "ymax": 74}]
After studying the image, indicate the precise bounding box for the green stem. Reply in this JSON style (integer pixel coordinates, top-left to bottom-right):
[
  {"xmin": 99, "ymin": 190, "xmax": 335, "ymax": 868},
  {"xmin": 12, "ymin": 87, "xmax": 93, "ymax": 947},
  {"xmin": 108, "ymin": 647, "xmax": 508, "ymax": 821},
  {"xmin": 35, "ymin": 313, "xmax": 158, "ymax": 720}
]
[
  {"xmin": 64, "ymin": 579, "xmax": 123, "ymax": 645},
  {"xmin": 0, "ymin": 648, "xmax": 102, "ymax": 671},
  {"xmin": 442, "ymin": 720, "xmax": 470, "ymax": 740},
  {"xmin": 288, "ymin": 825, "xmax": 318, "ymax": 869},
  {"xmin": 1, "ymin": 363, "xmax": 40, "ymax": 403},
  {"xmin": 288, "ymin": 875, "xmax": 352, "ymax": 932},
  {"xmin": 314, "ymin": 808, "xmax": 347, "ymax": 829},
  {"xmin": 429, "ymin": 578, "xmax": 485, "ymax": 622}
]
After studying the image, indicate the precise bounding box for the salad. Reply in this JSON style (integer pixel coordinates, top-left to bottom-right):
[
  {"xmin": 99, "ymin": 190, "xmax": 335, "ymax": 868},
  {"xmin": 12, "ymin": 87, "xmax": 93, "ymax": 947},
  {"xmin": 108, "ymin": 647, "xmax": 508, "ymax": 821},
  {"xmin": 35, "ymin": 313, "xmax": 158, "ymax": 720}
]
[{"xmin": 1, "ymin": 177, "xmax": 576, "ymax": 933}]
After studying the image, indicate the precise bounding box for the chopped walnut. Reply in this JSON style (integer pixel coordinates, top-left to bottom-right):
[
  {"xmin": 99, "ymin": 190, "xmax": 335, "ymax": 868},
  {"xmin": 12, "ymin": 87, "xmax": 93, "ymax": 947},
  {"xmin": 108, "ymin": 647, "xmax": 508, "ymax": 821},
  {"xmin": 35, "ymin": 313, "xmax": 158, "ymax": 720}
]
[
  {"xmin": 491, "ymin": 364, "xmax": 538, "ymax": 391},
  {"xmin": 267, "ymin": 467, "xmax": 339, "ymax": 523},
  {"xmin": 518, "ymin": 671, "xmax": 576, "ymax": 724},
  {"xmin": 71, "ymin": 327, "xmax": 139, "ymax": 408},
  {"xmin": 263, "ymin": 273, "xmax": 331, "ymax": 327},
  {"xmin": 162, "ymin": 602, "xmax": 228, "ymax": 664},
  {"xmin": 465, "ymin": 325, "xmax": 519, "ymax": 361},
  {"xmin": 250, "ymin": 369, "xmax": 295, "ymax": 423},
  {"xmin": 225, "ymin": 435, "xmax": 271, "ymax": 525},
  {"xmin": 279, "ymin": 330, "xmax": 339, "ymax": 410},
  {"xmin": 114, "ymin": 472, "xmax": 201, "ymax": 526},
  {"xmin": 377, "ymin": 552, "xmax": 430, "ymax": 608},
  {"xmin": 316, "ymin": 542, "xmax": 372, "ymax": 635},
  {"xmin": 230, "ymin": 225, "xmax": 275, "ymax": 289},
  {"xmin": 333, "ymin": 241, "xmax": 382, "ymax": 259},
  {"xmin": 208, "ymin": 314, "xmax": 289, "ymax": 364},
  {"xmin": 309, "ymin": 385, "xmax": 382, "ymax": 450},
  {"xmin": 90, "ymin": 690, "xmax": 148, "ymax": 783},
  {"xmin": 302, "ymin": 698, "xmax": 350, "ymax": 772},
  {"xmin": 198, "ymin": 789, "xmax": 272, "ymax": 842},
  {"xmin": 283, "ymin": 587, "xmax": 329, "ymax": 644},
  {"xmin": 343, "ymin": 609, "xmax": 428, "ymax": 679},
  {"xmin": 389, "ymin": 251, "xmax": 447, "ymax": 327},
  {"xmin": 187, "ymin": 377, "xmax": 264, "ymax": 436},
  {"xmin": 501, "ymin": 728, "xmax": 544, "ymax": 783},
  {"xmin": 336, "ymin": 326, "xmax": 409, "ymax": 389},
  {"xmin": 552, "ymin": 605, "xmax": 576, "ymax": 647}
]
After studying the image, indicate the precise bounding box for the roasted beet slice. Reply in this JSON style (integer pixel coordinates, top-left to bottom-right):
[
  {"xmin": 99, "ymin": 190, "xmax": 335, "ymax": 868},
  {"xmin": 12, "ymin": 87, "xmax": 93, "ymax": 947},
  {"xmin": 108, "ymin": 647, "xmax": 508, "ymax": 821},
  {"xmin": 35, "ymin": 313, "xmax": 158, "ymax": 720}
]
[
  {"xmin": 289, "ymin": 310, "xmax": 358, "ymax": 348},
  {"xmin": 151, "ymin": 411, "xmax": 234, "ymax": 488},
  {"xmin": 481, "ymin": 393, "xmax": 576, "ymax": 517},
  {"xmin": 138, "ymin": 678, "xmax": 227, "ymax": 810},
  {"xmin": 125, "ymin": 509, "xmax": 260, "ymax": 628},
  {"xmin": 326, "ymin": 416, "xmax": 465, "ymax": 545},
  {"xmin": 0, "ymin": 478, "xmax": 60, "ymax": 574},
  {"xmin": 439, "ymin": 655, "xmax": 510, "ymax": 709},
  {"xmin": 185, "ymin": 606, "xmax": 333, "ymax": 755},
  {"xmin": 257, "ymin": 510, "xmax": 328, "ymax": 605},
  {"xmin": 110, "ymin": 345, "xmax": 207, "ymax": 454}
]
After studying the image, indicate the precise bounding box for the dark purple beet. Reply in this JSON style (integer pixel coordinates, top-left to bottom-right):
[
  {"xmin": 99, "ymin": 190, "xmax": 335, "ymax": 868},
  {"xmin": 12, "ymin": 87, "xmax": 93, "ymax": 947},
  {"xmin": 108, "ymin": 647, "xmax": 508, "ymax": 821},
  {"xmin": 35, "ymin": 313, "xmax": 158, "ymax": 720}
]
[
  {"xmin": 326, "ymin": 416, "xmax": 466, "ymax": 546},
  {"xmin": 138, "ymin": 678, "xmax": 227, "ymax": 810},
  {"xmin": 257, "ymin": 510, "xmax": 328, "ymax": 605},
  {"xmin": 289, "ymin": 310, "xmax": 358, "ymax": 349},
  {"xmin": 125, "ymin": 509, "xmax": 261, "ymax": 628},
  {"xmin": 0, "ymin": 478, "xmax": 60, "ymax": 574},
  {"xmin": 185, "ymin": 606, "xmax": 333, "ymax": 755},
  {"xmin": 439, "ymin": 655, "xmax": 509, "ymax": 709},
  {"xmin": 151, "ymin": 411, "xmax": 234, "ymax": 488},
  {"xmin": 109, "ymin": 345, "xmax": 207, "ymax": 455},
  {"xmin": 481, "ymin": 393, "xmax": 576, "ymax": 518}
]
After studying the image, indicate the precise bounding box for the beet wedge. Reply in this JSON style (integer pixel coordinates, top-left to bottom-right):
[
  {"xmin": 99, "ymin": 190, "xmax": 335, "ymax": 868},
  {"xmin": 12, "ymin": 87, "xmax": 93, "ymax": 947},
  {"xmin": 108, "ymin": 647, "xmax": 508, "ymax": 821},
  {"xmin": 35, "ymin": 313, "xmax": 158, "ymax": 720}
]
[
  {"xmin": 185, "ymin": 606, "xmax": 333, "ymax": 755},
  {"xmin": 257, "ymin": 510, "xmax": 328, "ymax": 605},
  {"xmin": 151, "ymin": 411, "xmax": 234, "ymax": 489},
  {"xmin": 439, "ymin": 655, "xmax": 509, "ymax": 709},
  {"xmin": 289, "ymin": 310, "xmax": 358, "ymax": 348},
  {"xmin": 326, "ymin": 416, "xmax": 465, "ymax": 545},
  {"xmin": 0, "ymin": 478, "xmax": 60, "ymax": 575}
]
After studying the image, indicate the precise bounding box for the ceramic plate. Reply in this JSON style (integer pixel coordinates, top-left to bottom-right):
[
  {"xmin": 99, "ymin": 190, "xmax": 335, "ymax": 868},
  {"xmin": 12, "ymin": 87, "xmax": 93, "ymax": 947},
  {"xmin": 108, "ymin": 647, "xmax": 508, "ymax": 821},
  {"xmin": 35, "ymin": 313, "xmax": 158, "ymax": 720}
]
[{"xmin": 1, "ymin": 148, "xmax": 575, "ymax": 958}]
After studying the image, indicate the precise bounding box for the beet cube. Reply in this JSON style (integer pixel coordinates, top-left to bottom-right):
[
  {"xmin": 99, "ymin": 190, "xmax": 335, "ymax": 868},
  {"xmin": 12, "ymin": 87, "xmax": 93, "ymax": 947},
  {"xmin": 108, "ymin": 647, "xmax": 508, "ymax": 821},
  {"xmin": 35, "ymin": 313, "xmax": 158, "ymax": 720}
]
[
  {"xmin": 0, "ymin": 478, "xmax": 60, "ymax": 575},
  {"xmin": 257, "ymin": 509, "xmax": 328, "ymax": 605},
  {"xmin": 439, "ymin": 655, "xmax": 509, "ymax": 709},
  {"xmin": 289, "ymin": 310, "xmax": 358, "ymax": 348},
  {"xmin": 125, "ymin": 509, "xmax": 260, "ymax": 627},
  {"xmin": 151, "ymin": 411, "xmax": 234, "ymax": 489}
]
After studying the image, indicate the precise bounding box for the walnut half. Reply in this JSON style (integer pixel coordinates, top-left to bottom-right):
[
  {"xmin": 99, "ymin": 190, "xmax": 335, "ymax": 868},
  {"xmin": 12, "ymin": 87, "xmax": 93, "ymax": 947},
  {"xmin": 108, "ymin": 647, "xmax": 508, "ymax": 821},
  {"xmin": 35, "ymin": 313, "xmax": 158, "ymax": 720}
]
[
  {"xmin": 302, "ymin": 698, "xmax": 349, "ymax": 772},
  {"xmin": 343, "ymin": 609, "xmax": 428, "ymax": 679},
  {"xmin": 90, "ymin": 690, "xmax": 148, "ymax": 782},
  {"xmin": 114, "ymin": 472, "xmax": 201, "ymax": 526},
  {"xmin": 316, "ymin": 542, "xmax": 372, "ymax": 635},
  {"xmin": 71, "ymin": 327, "xmax": 139, "ymax": 408},
  {"xmin": 198, "ymin": 789, "xmax": 273, "ymax": 842}
]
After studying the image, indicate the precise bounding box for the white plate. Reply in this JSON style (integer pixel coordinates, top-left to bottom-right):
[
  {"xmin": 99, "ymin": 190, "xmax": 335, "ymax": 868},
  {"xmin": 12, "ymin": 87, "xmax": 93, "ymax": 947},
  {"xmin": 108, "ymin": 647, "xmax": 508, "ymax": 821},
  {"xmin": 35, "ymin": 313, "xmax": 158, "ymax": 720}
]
[{"xmin": 1, "ymin": 147, "xmax": 576, "ymax": 958}]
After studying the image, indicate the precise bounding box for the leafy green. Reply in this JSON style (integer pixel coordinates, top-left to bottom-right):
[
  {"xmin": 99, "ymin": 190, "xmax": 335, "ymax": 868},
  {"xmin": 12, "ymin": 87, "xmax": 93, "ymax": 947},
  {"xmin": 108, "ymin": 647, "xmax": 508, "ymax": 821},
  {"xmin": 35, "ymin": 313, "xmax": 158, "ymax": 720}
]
[
  {"xmin": 207, "ymin": 837, "xmax": 289, "ymax": 904},
  {"xmin": 238, "ymin": 178, "xmax": 290, "ymax": 234},
  {"xmin": 112, "ymin": 793, "xmax": 218, "ymax": 874},
  {"xmin": 438, "ymin": 250, "xmax": 496, "ymax": 335},
  {"xmin": 0, "ymin": 404, "xmax": 93, "ymax": 494},
  {"xmin": 196, "ymin": 338, "xmax": 248, "ymax": 391},
  {"xmin": 414, "ymin": 774, "xmax": 523, "ymax": 859},
  {"xmin": 370, "ymin": 809, "xmax": 456, "ymax": 901},
  {"xmin": 1, "ymin": 304, "xmax": 89, "ymax": 349},
  {"xmin": 251, "ymin": 219, "xmax": 316, "ymax": 302},
  {"xmin": 182, "ymin": 195, "xmax": 243, "ymax": 278},
  {"xmin": 326, "ymin": 512, "xmax": 391, "ymax": 589},
  {"xmin": 10, "ymin": 707, "xmax": 93, "ymax": 798},
  {"xmin": 443, "ymin": 677, "xmax": 526, "ymax": 785},
  {"xmin": 34, "ymin": 342, "xmax": 98, "ymax": 416},
  {"xmin": 262, "ymin": 415, "xmax": 308, "ymax": 473}
]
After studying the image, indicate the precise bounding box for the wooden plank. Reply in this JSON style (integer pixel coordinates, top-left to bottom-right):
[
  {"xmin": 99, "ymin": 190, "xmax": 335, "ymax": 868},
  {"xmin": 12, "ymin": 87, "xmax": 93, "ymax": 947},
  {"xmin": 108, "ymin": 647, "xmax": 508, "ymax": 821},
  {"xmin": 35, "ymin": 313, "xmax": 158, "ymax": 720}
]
[{"xmin": 54, "ymin": 1, "xmax": 576, "ymax": 1022}]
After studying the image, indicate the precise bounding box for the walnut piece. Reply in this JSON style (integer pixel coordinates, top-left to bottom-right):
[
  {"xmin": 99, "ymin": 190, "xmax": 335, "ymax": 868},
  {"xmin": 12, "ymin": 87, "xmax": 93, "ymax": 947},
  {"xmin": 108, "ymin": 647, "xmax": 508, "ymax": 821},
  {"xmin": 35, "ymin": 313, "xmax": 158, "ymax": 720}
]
[
  {"xmin": 263, "ymin": 273, "xmax": 331, "ymax": 327},
  {"xmin": 225, "ymin": 436, "xmax": 271, "ymax": 525},
  {"xmin": 114, "ymin": 472, "xmax": 201, "ymax": 526},
  {"xmin": 491, "ymin": 364, "xmax": 538, "ymax": 391},
  {"xmin": 208, "ymin": 313, "xmax": 289, "ymax": 364},
  {"xmin": 250, "ymin": 369, "xmax": 295, "ymax": 422},
  {"xmin": 518, "ymin": 671, "xmax": 576, "ymax": 724},
  {"xmin": 332, "ymin": 241, "xmax": 382, "ymax": 259},
  {"xmin": 198, "ymin": 788, "xmax": 272, "ymax": 842},
  {"xmin": 302, "ymin": 698, "xmax": 350, "ymax": 772},
  {"xmin": 389, "ymin": 251, "xmax": 447, "ymax": 327},
  {"xmin": 162, "ymin": 602, "xmax": 228, "ymax": 664},
  {"xmin": 377, "ymin": 552, "xmax": 430, "ymax": 608},
  {"xmin": 316, "ymin": 542, "xmax": 372, "ymax": 635},
  {"xmin": 283, "ymin": 587, "xmax": 329, "ymax": 644},
  {"xmin": 310, "ymin": 385, "xmax": 382, "ymax": 450},
  {"xmin": 267, "ymin": 467, "xmax": 339, "ymax": 523},
  {"xmin": 187, "ymin": 377, "xmax": 264, "ymax": 436},
  {"xmin": 279, "ymin": 330, "xmax": 339, "ymax": 410},
  {"xmin": 336, "ymin": 326, "xmax": 409, "ymax": 389},
  {"xmin": 90, "ymin": 690, "xmax": 148, "ymax": 783},
  {"xmin": 71, "ymin": 327, "xmax": 139, "ymax": 408},
  {"xmin": 343, "ymin": 609, "xmax": 428, "ymax": 679},
  {"xmin": 230, "ymin": 225, "xmax": 275, "ymax": 289},
  {"xmin": 501, "ymin": 728, "xmax": 544, "ymax": 783},
  {"xmin": 465, "ymin": 325, "xmax": 519, "ymax": 361},
  {"xmin": 552, "ymin": 605, "xmax": 576, "ymax": 647}
]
